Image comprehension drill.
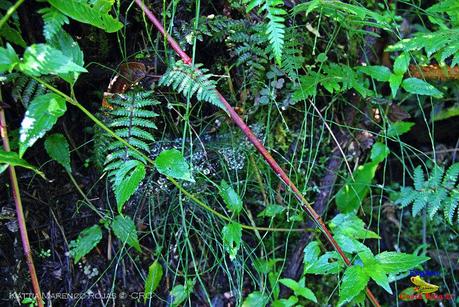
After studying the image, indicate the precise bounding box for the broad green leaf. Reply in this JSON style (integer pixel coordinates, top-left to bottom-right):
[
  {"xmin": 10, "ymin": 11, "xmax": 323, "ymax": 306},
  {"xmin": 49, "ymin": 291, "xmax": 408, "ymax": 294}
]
[
  {"xmin": 111, "ymin": 215, "xmax": 141, "ymax": 252},
  {"xmin": 279, "ymin": 278, "xmax": 317, "ymax": 303},
  {"xmin": 338, "ymin": 265, "xmax": 370, "ymax": 306},
  {"xmin": 272, "ymin": 296, "xmax": 298, "ymax": 307},
  {"xmin": 401, "ymin": 78, "xmax": 443, "ymax": 98},
  {"xmin": 375, "ymin": 252, "xmax": 429, "ymax": 274},
  {"xmin": 48, "ymin": 0, "xmax": 123, "ymax": 33},
  {"xmin": 303, "ymin": 241, "xmax": 321, "ymax": 268},
  {"xmin": 370, "ymin": 142, "xmax": 390, "ymax": 163},
  {"xmin": 389, "ymin": 73, "xmax": 403, "ymax": 98},
  {"xmin": 219, "ymin": 180, "xmax": 243, "ymax": 214},
  {"xmin": 334, "ymin": 233, "xmax": 370, "ymax": 254},
  {"xmin": 19, "ymin": 44, "xmax": 87, "ymax": 77},
  {"xmin": 44, "ymin": 133, "xmax": 71, "ymax": 171},
  {"xmin": 305, "ymin": 251, "xmax": 344, "ymax": 275},
  {"xmin": 386, "ymin": 121, "xmax": 415, "ymax": 138},
  {"xmin": 19, "ymin": 93, "xmax": 67, "ymax": 157},
  {"xmin": 393, "ymin": 52, "xmax": 410, "ymax": 75},
  {"xmin": 69, "ymin": 224, "xmax": 102, "ymax": 263},
  {"xmin": 0, "ymin": 150, "xmax": 45, "ymax": 178},
  {"xmin": 222, "ymin": 222, "xmax": 242, "ymax": 260},
  {"xmin": 330, "ymin": 214, "xmax": 380, "ymax": 239},
  {"xmin": 144, "ymin": 260, "xmax": 163, "ymax": 303},
  {"xmin": 359, "ymin": 251, "xmax": 392, "ymax": 294},
  {"xmin": 336, "ymin": 161, "xmax": 379, "ymax": 212},
  {"xmin": 358, "ymin": 65, "xmax": 391, "ymax": 82},
  {"xmin": 336, "ymin": 143, "xmax": 389, "ymax": 212},
  {"xmin": 258, "ymin": 204, "xmax": 285, "ymax": 218},
  {"xmin": 113, "ymin": 160, "xmax": 146, "ymax": 213},
  {"xmin": 155, "ymin": 149, "xmax": 194, "ymax": 182},
  {"xmin": 170, "ymin": 280, "xmax": 194, "ymax": 307},
  {"xmin": 49, "ymin": 30, "xmax": 84, "ymax": 85},
  {"xmin": 0, "ymin": 43, "xmax": 19, "ymax": 73},
  {"xmin": 242, "ymin": 291, "xmax": 268, "ymax": 307},
  {"xmin": 0, "ymin": 24, "xmax": 27, "ymax": 47}
]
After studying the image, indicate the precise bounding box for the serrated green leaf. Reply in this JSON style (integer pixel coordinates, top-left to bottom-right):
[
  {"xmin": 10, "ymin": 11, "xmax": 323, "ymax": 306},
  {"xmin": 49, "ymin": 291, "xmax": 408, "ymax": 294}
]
[
  {"xmin": 39, "ymin": 6, "xmax": 69, "ymax": 40},
  {"xmin": 375, "ymin": 252, "xmax": 429, "ymax": 274},
  {"xmin": 155, "ymin": 149, "xmax": 194, "ymax": 182},
  {"xmin": 386, "ymin": 121, "xmax": 415, "ymax": 138},
  {"xmin": 19, "ymin": 44, "xmax": 87, "ymax": 77},
  {"xmin": 0, "ymin": 43, "xmax": 19, "ymax": 73},
  {"xmin": 111, "ymin": 215, "xmax": 141, "ymax": 252},
  {"xmin": 330, "ymin": 213, "xmax": 380, "ymax": 240},
  {"xmin": 0, "ymin": 150, "xmax": 45, "ymax": 178},
  {"xmin": 338, "ymin": 265, "xmax": 370, "ymax": 306},
  {"xmin": 359, "ymin": 251, "xmax": 392, "ymax": 294},
  {"xmin": 358, "ymin": 65, "xmax": 391, "ymax": 82},
  {"xmin": 48, "ymin": 30, "xmax": 84, "ymax": 85},
  {"xmin": 219, "ymin": 180, "xmax": 243, "ymax": 214},
  {"xmin": 144, "ymin": 260, "xmax": 163, "ymax": 303},
  {"xmin": 279, "ymin": 278, "xmax": 317, "ymax": 303},
  {"xmin": 401, "ymin": 78, "xmax": 443, "ymax": 98},
  {"xmin": 305, "ymin": 251, "xmax": 344, "ymax": 275},
  {"xmin": 44, "ymin": 133, "xmax": 71, "ymax": 172},
  {"xmin": 114, "ymin": 160, "xmax": 146, "ymax": 213},
  {"xmin": 222, "ymin": 222, "xmax": 242, "ymax": 260},
  {"xmin": 19, "ymin": 93, "xmax": 67, "ymax": 157},
  {"xmin": 170, "ymin": 280, "xmax": 194, "ymax": 307},
  {"xmin": 69, "ymin": 224, "xmax": 102, "ymax": 263},
  {"xmin": 242, "ymin": 291, "xmax": 268, "ymax": 307},
  {"xmin": 48, "ymin": 0, "xmax": 123, "ymax": 33}
]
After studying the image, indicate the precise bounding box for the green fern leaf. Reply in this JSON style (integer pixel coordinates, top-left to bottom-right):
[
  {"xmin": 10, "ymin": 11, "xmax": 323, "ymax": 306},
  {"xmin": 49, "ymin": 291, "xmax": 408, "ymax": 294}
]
[
  {"xmin": 48, "ymin": 0, "xmax": 123, "ymax": 33},
  {"xmin": 159, "ymin": 60, "xmax": 224, "ymax": 110},
  {"xmin": 395, "ymin": 187, "xmax": 416, "ymax": 208},
  {"xmin": 413, "ymin": 166, "xmax": 425, "ymax": 191},
  {"xmin": 427, "ymin": 165, "xmax": 444, "ymax": 188},
  {"xmin": 443, "ymin": 162, "xmax": 459, "ymax": 189},
  {"xmin": 412, "ymin": 192, "xmax": 428, "ymax": 216},
  {"xmin": 39, "ymin": 6, "xmax": 69, "ymax": 40},
  {"xmin": 265, "ymin": 0, "xmax": 286, "ymax": 65},
  {"xmin": 446, "ymin": 191, "xmax": 459, "ymax": 224},
  {"xmin": 428, "ymin": 188, "xmax": 447, "ymax": 218}
]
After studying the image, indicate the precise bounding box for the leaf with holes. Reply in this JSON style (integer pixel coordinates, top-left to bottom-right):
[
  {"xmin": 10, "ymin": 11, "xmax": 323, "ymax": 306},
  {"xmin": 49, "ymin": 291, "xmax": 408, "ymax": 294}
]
[
  {"xmin": 222, "ymin": 222, "xmax": 242, "ymax": 260},
  {"xmin": 155, "ymin": 149, "xmax": 194, "ymax": 182},
  {"xmin": 111, "ymin": 215, "xmax": 141, "ymax": 252}
]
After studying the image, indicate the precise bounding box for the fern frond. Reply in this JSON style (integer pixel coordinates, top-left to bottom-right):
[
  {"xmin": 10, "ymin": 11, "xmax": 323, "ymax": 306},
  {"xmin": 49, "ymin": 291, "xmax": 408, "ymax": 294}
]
[
  {"xmin": 446, "ymin": 191, "xmax": 459, "ymax": 224},
  {"xmin": 395, "ymin": 187, "xmax": 416, "ymax": 208},
  {"xmin": 412, "ymin": 192, "xmax": 428, "ymax": 216},
  {"xmin": 159, "ymin": 60, "xmax": 224, "ymax": 110},
  {"xmin": 413, "ymin": 166, "xmax": 425, "ymax": 190},
  {"xmin": 244, "ymin": 0, "xmax": 286, "ymax": 65},
  {"xmin": 281, "ymin": 30, "xmax": 305, "ymax": 79},
  {"xmin": 39, "ymin": 6, "xmax": 69, "ymax": 40},
  {"xmin": 443, "ymin": 162, "xmax": 459, "ymax": 189},
  {"xmin": 98, "ymin": 90, "xmax": 159, "ymax": 180},
  {"xmin": 427, "ymin": 165, "xmax": 444, "ymax": 188},
  {"xmin": 428, "ymin": 188, "xmax": 447, "ymax": 218}
]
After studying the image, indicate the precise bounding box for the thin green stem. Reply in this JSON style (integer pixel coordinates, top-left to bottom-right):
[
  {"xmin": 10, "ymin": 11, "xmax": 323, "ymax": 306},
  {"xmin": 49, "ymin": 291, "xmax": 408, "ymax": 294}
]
[{"xmin": 0, "ymin": 0, "xmax": 25, "ymax": 30}]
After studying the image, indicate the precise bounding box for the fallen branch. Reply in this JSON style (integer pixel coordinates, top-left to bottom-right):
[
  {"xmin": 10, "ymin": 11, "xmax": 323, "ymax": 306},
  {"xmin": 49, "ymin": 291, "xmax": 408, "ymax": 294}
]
[{"xmin": 134, "ymin": 1, "xmax": 380, "ymax": 305}]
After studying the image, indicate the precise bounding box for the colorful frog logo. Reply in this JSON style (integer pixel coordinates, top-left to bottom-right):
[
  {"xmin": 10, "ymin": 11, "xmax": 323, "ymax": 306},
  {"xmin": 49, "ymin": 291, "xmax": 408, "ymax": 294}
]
[{"xmin": 410, "ymin": 275, "xmax": 439, "ymax": 294}]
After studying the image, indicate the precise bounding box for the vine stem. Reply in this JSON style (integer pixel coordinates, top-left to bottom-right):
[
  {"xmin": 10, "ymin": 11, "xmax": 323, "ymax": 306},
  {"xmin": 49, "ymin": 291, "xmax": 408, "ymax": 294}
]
[
  {"xmin": 134, "ymin": 1, "xmax": 380, "ymax": 305},
  {"xmin": 0, "ymin": 0, "xmax": 25, "ymax": 30},
  {"xmin": 0, "ymin": 106, "xmax": 43, "ymax": 307}
]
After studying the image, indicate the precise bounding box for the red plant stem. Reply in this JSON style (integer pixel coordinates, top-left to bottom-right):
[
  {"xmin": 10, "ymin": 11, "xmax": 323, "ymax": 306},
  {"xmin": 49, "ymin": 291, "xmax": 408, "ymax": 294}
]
[
  {"xmin": 135, "ymin": 1, "xmax": 380, "ymax": 306},
  {"xmin": 0, "ymin": 108, "xmax": 43, "ymax": 307}
]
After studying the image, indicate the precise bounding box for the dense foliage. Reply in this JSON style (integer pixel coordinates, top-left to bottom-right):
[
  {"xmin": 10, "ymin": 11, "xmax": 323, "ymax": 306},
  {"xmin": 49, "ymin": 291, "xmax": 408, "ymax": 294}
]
[{"xmin": 0, "ymin": 0, "xmax": 458, "ymax": 306}]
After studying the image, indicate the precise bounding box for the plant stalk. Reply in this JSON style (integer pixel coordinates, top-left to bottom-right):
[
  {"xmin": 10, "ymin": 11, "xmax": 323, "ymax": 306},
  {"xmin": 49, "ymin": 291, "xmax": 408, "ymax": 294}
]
[
  {"xmin": 134, "ymin": 1, "xmax": 380, "ymax": 305},
  {"xmin": 0, "ymin": 106, "xmax": 43, "ymax": 307}
]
